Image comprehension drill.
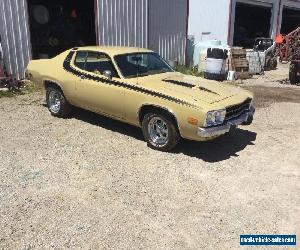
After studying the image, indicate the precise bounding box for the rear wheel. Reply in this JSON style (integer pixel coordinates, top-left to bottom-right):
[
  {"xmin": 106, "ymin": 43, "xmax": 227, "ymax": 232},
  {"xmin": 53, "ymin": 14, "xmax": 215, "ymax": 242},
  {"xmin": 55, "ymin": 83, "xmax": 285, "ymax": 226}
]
[
  {"xmin": 289, "ymin": 63, "xmax": 298, "ymax": 84},
  {"xmin": 142, "ymin": 112, "xmax": 180, "ymax": 152},
  {"xmin": 46, "ymin": 87, "xmax": 72, "ymax": 117}
]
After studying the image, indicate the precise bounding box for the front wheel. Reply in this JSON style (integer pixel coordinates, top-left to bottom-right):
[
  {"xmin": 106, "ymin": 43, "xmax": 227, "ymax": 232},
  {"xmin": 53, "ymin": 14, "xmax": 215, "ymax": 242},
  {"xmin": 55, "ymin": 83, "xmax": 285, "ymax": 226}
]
[
  {"xmin": 142, "ymin": 112, "xmax": 180, "ymax": 152},
  {"xmin": 46, "ymin": 87, "xmax": 72, "ymax": 117}
]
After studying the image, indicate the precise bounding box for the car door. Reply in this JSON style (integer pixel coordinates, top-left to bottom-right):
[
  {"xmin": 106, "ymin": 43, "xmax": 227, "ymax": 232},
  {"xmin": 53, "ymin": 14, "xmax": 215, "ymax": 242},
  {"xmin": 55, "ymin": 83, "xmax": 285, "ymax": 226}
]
[{"xmin": 72, "ymin": 51, "xmax": 125, "ymax": 120}]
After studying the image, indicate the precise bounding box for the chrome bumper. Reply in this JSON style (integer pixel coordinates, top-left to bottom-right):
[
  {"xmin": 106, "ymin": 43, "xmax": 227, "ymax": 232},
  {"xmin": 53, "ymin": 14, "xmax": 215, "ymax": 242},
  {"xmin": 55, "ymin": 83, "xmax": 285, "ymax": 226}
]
[{"xmin": 197, "ymin": 107, "xmax": 255, "ymax": 138}]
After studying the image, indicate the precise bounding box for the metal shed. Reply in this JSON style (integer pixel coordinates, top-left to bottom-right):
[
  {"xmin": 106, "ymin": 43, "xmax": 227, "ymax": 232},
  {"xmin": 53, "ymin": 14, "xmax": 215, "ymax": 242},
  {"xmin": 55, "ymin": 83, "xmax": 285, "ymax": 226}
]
[
  {"xmin": 189, "ymin": 0, "xmax": 300, "ymax": 47},
  {"xmin": 0, "ymin": 0, "xmax": 189, "ymax": 79},
  {"xmin": 0, "ymin": 0, "xmax": 32, "ymax": 80},
  {"xmin": 96, "ymin": 0, "xmax": 188, "ymax": 64}
]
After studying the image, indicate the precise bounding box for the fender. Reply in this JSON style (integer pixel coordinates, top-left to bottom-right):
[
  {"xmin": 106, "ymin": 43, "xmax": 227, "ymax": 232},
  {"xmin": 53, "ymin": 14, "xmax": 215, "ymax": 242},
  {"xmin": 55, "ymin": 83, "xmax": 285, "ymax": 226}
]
[{"xmin": 137, "ymin": 103, "xmax": 182, "ymax": 136}]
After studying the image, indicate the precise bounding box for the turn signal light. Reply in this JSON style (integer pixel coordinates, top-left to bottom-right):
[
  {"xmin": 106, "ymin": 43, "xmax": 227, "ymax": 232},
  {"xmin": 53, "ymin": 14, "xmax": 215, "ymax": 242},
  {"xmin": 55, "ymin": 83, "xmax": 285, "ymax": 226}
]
[{"xmin": 187, "ymin": 117, "xmax": 198, "ymax": 125}]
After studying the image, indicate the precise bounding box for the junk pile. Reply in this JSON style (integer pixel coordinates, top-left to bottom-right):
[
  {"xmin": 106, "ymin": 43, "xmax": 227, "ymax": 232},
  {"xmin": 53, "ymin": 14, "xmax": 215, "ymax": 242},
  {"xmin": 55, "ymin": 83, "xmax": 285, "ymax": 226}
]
[
  {"xmin": 192, "ymin": 40, "xmax": 252, "ymax": 81},
  {"xmin": 276, "ymin": 27, "xmax": 300, "ymax": 84},
  {"xmin": 191, "ymin": 37, "xmax": 278, "ymax": 82},
  {"xmin": 0, "ymin": 41, "xmax": 22, "ymax": 91},
  {"xmin": 193, "ymin": 40, "xmax": 230, "ymax": 71},
  {"xmin": 246, "ymin": 38, "xmax": 277, "ymax": 75},
  {"xmin": 230, "ymin": 47, "xmax": 251, "ymax": 80}
]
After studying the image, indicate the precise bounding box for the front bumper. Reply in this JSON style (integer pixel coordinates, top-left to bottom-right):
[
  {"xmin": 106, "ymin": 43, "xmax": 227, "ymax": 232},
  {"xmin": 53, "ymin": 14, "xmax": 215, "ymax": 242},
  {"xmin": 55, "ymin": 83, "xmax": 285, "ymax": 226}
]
[{"xmin": 197, "ymin": 106, "xmax": 255, "ymax": 138}]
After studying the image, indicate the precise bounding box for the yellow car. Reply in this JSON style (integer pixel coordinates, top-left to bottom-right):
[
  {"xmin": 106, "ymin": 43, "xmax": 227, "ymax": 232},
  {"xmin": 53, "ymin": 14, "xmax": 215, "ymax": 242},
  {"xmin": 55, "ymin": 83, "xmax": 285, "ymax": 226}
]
[{"xmin": 26, "ymin": 46, "xmax": 255, "ymax": 151}]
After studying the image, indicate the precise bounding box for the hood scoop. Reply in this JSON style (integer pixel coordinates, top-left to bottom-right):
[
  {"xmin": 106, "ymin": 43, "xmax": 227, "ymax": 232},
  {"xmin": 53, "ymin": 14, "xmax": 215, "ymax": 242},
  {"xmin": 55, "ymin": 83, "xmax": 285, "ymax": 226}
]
[
  {"xmin": 197, "ymin": 86, "xmax": 219, "ymax": 95},
  {"xmin": 162, "ymin": 79, "xmax": 195, "ymax": 88},
  {"xmin": 162, "ymin": 79, "xmax": 219, "ymax": 95}
]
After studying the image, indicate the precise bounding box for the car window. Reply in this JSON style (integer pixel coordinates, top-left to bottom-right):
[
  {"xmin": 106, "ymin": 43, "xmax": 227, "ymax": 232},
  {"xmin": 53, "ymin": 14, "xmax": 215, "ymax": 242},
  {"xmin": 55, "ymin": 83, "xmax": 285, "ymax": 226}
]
[
  {"xmin": 74, "ymin": 52, "xmax": 87, "ymax": 70},
  {"xmin": 114, "ymin": 52, "xmax": 173, "ymax": 78},
  {"xmin": 85, "ymin": 52, "xmax": 119, "ymax": 78}
]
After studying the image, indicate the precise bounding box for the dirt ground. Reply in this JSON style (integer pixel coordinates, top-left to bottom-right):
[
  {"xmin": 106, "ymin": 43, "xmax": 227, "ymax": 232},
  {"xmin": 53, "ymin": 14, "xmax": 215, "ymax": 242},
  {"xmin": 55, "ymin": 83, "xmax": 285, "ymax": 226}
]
[{"xmin": 0, "ymin": 64, "xmax": 299, "ymax": 249}]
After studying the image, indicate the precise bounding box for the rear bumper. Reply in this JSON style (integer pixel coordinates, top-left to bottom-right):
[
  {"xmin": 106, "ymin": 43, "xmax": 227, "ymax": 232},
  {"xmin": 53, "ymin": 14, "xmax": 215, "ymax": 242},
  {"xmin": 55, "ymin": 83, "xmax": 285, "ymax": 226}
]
[{"xmin": 197, "ymin": 106, "xmax": 255, "ymax": 138}]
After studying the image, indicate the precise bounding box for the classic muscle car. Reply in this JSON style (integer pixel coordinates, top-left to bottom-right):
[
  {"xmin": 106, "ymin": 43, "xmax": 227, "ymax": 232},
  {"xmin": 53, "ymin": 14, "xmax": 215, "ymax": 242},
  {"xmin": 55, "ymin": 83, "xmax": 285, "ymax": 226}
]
[{"xmin": 26, "ymin": 46, "xmax": 255, "ymax": 151}]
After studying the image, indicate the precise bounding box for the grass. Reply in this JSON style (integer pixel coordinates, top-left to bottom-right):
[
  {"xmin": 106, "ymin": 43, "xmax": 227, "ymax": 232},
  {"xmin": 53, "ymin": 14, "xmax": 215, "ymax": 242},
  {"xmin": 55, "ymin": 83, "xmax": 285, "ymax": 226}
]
[
  {"xmin": 0, "ymin": 81, "xmax": 41, "ymax": 99},
  {"xmin": 175, "ymin": 65, "xmax": 204, "ymax": 77}
]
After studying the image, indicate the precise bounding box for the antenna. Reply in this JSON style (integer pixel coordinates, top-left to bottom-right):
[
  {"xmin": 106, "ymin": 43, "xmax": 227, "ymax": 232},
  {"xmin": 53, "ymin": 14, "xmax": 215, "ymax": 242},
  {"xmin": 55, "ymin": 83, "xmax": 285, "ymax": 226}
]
[{"xmin": 136, "ymin": 5, "xmax": 142, "ymax": 86}]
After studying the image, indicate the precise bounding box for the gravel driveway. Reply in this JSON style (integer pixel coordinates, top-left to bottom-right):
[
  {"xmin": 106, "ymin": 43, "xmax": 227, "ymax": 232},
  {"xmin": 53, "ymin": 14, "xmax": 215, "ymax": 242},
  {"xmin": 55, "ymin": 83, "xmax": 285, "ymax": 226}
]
[{"xmin": 0, "ymin": 70, "xmax": 299, "ymax": 249}]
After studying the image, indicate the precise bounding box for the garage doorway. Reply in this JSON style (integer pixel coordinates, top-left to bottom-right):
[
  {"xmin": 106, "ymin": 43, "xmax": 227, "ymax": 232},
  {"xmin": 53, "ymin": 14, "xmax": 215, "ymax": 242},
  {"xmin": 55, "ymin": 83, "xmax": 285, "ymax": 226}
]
[
  {"xmin": 27, "ymin": 0, "xmax": 97, "ymax": 59},
  {"xmin": 233, "ymin": 2, "xmax": 272, "ymax": 48},
  {"xmin": 281, "ymin": 7, "xmax": 300, "ymax": 35}
]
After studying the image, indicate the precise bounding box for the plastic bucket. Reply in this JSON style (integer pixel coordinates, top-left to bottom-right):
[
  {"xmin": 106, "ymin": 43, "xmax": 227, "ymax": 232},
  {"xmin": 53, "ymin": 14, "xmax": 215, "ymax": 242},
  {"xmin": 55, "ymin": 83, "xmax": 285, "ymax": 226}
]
[{"xmin": 205, "ymin": 58, "xmax": 226, "ymax": 74}]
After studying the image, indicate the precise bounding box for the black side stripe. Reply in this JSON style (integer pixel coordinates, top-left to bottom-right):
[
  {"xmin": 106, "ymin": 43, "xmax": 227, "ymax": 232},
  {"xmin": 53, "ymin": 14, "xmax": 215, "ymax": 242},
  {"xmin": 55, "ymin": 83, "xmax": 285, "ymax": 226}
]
[{"xmin": 63, "ymin": 51, "xmax": 198, "ymax": 109}]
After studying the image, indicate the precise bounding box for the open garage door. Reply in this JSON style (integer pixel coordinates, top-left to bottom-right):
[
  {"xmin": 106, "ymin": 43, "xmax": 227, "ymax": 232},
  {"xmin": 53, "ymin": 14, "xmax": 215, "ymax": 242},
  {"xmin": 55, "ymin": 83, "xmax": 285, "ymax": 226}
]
[
  {"xmin": 281, "ymin": 7, "xmax": 300, "ymax": 35},
  {"xmin": 27, "ymin": 0, "xmax": 96, "ymax": 59},
  {"xmin": 233, "ymin": 2, "xmax": 273, "ymax": 48}
]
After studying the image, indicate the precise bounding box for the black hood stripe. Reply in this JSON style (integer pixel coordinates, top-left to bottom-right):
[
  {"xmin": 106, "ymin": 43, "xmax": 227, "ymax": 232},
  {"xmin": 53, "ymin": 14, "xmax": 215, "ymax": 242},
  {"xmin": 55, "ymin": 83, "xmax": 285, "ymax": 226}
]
[
  {"xmin": 162, "ymin": 79, "xmax": 219, "ymax": 95},
  {"xmin": 63, "ymin": 51, "xmax": 198, "ymax": 108},
  {"xmin": 162, "ymin": 79, "xmax": 195, "ymax": 88}
]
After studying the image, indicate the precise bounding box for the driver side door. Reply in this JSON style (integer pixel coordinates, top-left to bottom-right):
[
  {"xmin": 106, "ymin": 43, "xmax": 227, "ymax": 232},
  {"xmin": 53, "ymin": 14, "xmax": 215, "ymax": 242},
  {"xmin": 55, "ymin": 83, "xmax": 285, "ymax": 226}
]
[{"xmin": 72, "ymin": 51, "xmax": 125, "ymax": 120}]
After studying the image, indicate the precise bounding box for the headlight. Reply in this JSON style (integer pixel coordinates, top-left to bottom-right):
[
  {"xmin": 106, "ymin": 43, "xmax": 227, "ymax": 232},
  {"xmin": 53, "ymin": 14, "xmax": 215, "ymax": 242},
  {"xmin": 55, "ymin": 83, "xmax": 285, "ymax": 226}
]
[{"xmin": 204, "ymin": 109, "xmax": 226, "ymax": 127}]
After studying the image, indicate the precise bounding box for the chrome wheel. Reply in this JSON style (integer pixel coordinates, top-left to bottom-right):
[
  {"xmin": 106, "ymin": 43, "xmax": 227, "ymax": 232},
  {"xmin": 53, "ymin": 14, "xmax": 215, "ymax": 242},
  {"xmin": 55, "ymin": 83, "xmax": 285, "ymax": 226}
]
[
  {"xmin": 148, "ymin": 117, "xmax": 169, "ymax": 147},
  {"xmin": 48, "ymin": 90, "xmax": 62, "ymax": 114}
]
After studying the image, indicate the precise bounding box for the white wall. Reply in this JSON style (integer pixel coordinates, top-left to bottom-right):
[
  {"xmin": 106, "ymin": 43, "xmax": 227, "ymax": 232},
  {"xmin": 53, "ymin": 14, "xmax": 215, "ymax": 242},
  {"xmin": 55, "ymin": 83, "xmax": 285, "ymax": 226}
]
[{"xmin": 188, "ymin": 0, "xmax": 230, "ymax": 44}]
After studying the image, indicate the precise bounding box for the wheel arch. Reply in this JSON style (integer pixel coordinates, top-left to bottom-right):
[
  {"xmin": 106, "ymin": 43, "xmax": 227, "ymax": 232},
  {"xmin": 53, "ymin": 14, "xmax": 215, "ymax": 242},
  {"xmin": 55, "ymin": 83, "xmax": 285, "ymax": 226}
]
[
  {"xmin": 138, "ymin": 104, "xmax": 182, "ymax": 136},
  {"xmin": 44, "ymin": 80, "xmax": 64, "ymax": 92}
]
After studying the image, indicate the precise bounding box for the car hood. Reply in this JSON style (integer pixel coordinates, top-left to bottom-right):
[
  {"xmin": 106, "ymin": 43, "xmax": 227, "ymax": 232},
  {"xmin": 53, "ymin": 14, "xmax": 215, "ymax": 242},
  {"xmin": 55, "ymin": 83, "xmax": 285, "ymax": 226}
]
[{"xmin": 131, "ymin": 72, "xmax": 246, "ymax": 104}]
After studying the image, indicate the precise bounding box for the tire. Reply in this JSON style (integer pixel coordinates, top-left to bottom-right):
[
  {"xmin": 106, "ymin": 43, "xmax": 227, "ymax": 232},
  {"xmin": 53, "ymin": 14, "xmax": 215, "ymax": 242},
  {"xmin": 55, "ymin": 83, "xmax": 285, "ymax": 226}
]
[
  {"xmin": 142, "ymin": 112, "xmax": 180, "ymax": 152},
  {"xmin": 271, "ymin": 58, "xmax": 277, "ymax": 70},
  {"xmin": 289, "ymin": 63, "xmax": 297, "ymax": 85},
  {"xmin": 46, "ymin": 86, "xmax": 72, "ymax": 117}
]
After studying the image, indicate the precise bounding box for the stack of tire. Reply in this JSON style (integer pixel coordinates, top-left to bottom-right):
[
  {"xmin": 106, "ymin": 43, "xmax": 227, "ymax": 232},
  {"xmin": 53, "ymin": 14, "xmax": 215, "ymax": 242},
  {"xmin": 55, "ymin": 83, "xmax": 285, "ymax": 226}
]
[{"xmin": 204, "ymin": 48, "xmax": 228, "ymax": 81}]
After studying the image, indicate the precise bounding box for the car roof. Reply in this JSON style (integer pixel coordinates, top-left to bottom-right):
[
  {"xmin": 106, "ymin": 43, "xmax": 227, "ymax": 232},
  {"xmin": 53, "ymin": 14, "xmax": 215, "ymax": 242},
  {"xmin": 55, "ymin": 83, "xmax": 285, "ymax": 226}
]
[{"xmin": 73, "ymin": 46, "xmax": 153, "ymax": 57}]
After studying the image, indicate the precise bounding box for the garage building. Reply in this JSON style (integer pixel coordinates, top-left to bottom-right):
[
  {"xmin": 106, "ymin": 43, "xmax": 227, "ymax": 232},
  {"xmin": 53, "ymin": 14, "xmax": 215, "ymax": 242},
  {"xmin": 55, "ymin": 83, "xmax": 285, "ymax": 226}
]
[
  {"xmin": 189, "ymin": 0, "xmax": 300, "ymax": 47},
  {"xmin": 0, "ymin": 0, "xmax": 188, "ymax": 79}
]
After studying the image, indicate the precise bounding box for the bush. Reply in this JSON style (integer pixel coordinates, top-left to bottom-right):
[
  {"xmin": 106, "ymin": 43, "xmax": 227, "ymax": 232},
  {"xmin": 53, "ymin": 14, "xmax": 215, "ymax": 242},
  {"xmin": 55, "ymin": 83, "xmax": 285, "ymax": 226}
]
[{"xmin": 175, "ymin": 65, "xmax": 204, "ymax": 77}]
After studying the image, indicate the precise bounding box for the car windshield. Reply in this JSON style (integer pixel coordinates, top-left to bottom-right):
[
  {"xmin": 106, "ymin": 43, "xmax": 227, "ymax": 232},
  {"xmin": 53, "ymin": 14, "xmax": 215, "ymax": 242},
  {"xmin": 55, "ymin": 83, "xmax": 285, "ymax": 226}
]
[{"xmin": 114, "ymin": 52, "xmax": 174, "ymax": 78}]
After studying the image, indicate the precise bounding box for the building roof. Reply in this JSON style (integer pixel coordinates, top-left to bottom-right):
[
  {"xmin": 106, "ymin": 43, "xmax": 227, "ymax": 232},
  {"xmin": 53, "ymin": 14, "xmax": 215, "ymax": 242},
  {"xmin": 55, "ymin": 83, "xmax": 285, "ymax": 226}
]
[{"xmin": 74, "ymin": 46, "xmax": 153, "ymax": 57}]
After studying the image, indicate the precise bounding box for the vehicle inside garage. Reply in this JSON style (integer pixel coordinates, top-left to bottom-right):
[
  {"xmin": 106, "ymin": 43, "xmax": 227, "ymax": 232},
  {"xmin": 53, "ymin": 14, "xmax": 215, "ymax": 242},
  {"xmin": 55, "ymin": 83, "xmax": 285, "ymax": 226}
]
[
  {"xmin": 281, "ymin": 7, "xmax": 300, "ymax": 35},
  {"xmin": 27, "ymin": 0, "xmax": 96, "ymax": 59},
  {"xmin": 233, "ymin": 2, "xmax": 272, "ymax": 48}
]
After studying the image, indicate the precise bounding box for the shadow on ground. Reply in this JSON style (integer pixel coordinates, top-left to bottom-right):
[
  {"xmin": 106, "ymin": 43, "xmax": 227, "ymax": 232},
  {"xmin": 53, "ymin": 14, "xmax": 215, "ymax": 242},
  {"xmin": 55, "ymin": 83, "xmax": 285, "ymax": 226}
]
[
  {"xmin": 71, "ymin": 108, "xmax": 144, "ymax": 141},
  {"xmin": 67, "ymin": 108, "xmax": 257, "ymax": 163},
  {"xmin": 175, "ymin": 129, "xmax": 256, "ymax": 162}
]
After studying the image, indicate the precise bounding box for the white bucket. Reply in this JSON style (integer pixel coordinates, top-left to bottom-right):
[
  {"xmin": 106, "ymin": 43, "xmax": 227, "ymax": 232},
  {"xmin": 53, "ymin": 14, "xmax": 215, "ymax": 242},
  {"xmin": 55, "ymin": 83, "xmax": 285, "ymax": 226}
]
[
  {"xmin": 205, "ymin": 58, "xmax": 226, "ymax": 74},
  {"xmin": 227, "ymin": 71, "xmax": 236, "ymax": 81}
]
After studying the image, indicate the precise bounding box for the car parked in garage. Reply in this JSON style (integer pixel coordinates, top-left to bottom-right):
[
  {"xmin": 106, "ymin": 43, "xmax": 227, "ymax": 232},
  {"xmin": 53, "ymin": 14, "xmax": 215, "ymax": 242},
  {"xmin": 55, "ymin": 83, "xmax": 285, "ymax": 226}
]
[{"xmin": 26, "ymin": 46, "xmax": 255, "ymax": 151}]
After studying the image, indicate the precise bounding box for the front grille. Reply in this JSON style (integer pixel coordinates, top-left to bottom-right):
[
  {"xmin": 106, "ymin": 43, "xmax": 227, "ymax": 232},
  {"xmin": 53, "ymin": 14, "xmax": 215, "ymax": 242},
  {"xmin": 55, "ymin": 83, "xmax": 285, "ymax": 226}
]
[{"xmin": 225, "ymin": 98, "xmax": 252, "ymax": 121}]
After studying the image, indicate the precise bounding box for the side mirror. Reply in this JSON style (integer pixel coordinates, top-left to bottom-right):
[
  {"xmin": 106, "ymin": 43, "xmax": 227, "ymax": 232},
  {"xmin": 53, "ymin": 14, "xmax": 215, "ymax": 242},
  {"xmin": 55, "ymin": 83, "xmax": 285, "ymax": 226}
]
[{"xmin": 103, "ymin": 70, "xmax": 112, "ymax": 80}]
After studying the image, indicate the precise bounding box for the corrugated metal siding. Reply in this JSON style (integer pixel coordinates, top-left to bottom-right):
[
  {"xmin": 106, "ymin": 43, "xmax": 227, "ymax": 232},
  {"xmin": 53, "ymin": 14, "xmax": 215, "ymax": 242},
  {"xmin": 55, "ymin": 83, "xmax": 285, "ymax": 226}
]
[
  {"xmin": 148, "ymin": 0, "xmax": 188, "ymax": 64},
  {"xmin": 97, "ymin": 0, "xmax": 148, "ymax": 48},
  {"xmin": 0, "ymin": 0, "xmax": 31, "ymax": 79},
  {"xmin": 97, "ymin": 0, "xmax": 187, "ymax": 64}
]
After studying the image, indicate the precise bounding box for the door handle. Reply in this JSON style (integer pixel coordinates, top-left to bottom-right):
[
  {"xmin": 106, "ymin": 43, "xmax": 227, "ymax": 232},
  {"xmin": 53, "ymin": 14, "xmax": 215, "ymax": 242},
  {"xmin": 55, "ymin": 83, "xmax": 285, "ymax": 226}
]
[{"xmin": 80, "ymin": 75, "xmax": 86, "ymax": 80}]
